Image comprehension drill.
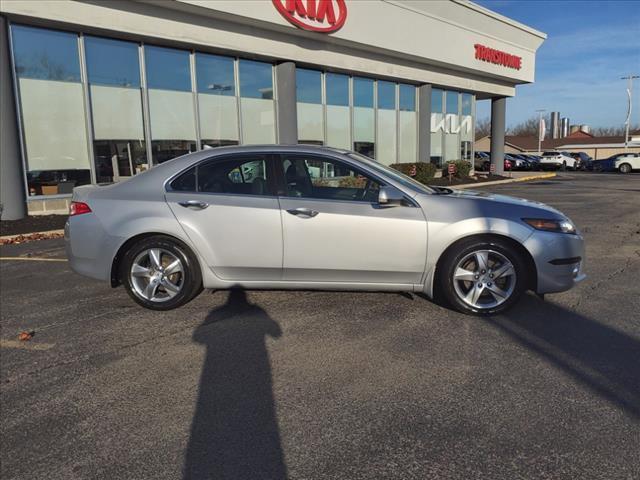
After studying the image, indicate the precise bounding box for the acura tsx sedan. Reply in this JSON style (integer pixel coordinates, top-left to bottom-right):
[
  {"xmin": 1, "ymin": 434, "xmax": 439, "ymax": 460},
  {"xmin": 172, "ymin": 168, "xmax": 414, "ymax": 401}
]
[{"xmin": 65, "ymin": 145, "xmax": 585, "ymax": 315}]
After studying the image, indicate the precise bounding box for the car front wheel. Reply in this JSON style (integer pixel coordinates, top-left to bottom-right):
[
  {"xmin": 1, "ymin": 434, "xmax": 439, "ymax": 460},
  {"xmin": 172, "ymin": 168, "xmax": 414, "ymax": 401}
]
[
  {"xmin": 439, "ymin": 237, "xmax": 528, "ymax": 315},
  {"xmin": 121, "ymin": 235, "xmax": 202, "ymax": 310},
  {"xmin": 619, "ymin": 163, "xmax": 632, "ymax": 174}
]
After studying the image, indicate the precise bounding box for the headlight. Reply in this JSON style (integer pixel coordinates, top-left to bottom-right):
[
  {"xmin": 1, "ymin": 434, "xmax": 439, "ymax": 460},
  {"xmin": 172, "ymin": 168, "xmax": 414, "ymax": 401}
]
[{"xmin": 523, "ymin": 218, "xmax": 577, "ymax": 234}]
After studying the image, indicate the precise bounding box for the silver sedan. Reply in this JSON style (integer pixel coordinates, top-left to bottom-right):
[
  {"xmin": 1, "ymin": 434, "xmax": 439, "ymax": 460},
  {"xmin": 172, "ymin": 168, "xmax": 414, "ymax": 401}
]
[{"xmin": 65, "ymin": 145, "xmax": 586, "ymax": 315}]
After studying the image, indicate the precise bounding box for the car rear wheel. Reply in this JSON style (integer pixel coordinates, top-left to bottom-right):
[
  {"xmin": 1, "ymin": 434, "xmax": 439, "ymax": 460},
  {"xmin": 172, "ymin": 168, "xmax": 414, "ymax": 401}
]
[
  {"xmin": 121, "ymin": 235, "xmax": 202, "ymax": 310},
  {"xmin": 439, "ymin": 237, "xmax": 528, "ymax": 315},
  {"xmin": 619, "ymin": 163, "xmax": 632, "ymax": 174}
]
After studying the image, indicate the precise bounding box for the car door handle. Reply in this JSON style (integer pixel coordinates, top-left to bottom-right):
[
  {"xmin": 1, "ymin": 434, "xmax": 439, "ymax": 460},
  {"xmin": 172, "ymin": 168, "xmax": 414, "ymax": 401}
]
[
  {"xmin": 178, "ymin": 200, "xmax": 209, "ymax": 210},
  {"xmin": 286, "ymin": 207, "xmax": 319, "ymax": 218}
]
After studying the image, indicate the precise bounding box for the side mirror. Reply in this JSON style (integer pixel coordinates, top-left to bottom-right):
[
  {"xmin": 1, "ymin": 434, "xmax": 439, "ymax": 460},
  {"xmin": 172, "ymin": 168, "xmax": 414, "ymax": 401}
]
[{"xmin": 378, "ymin": 185, "xmax": 405, "ymax": 207}]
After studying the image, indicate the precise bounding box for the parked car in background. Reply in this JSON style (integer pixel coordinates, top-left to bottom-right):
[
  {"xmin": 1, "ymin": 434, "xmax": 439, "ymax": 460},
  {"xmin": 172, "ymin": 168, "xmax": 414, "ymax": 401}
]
[
  {"xmin": 569, "ymin": 152, "xmax": 593, "ymax": 171},
  {"xmin": 539, "ymin": 151, "xmax": 577, "ymax": 170},
  {"xmin": 593, "ymin": 153, "xmax": 640, "ymax": 173},
  {"xmin": 65, "ymin": 145, "xmax": 585, "ymax": 315},
  {"xmin": 523, "ymin": 154, "xmax": 542, "ymax": 170},
  {"xmin": 507, "ymin": 154, "xmax": 532, "ymax": 171},
  {"xmin": 474, "ymin": 151, "xmax": 490, "ymax": 171}
]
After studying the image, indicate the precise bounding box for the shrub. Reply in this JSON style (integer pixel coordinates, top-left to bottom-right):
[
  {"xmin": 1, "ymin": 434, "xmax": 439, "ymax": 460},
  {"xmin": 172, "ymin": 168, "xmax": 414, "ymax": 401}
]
[
  {"xmin": 390, "ymin": 162, "xmax": 437, "ymax": 184},
  {"xmin": 445, "ymin": 160, "xmax": 472, "ymax": 178}
]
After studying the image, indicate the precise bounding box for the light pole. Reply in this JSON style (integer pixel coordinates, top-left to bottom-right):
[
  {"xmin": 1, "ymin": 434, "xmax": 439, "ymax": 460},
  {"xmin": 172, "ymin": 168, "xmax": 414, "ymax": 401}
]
[
  {"xmin": 621, "ymin": 75, "xmax": 639, "ymax": 152},
  {"xmin": 536, "ymin": 109, "xmax": 546, "ymax": 155}
]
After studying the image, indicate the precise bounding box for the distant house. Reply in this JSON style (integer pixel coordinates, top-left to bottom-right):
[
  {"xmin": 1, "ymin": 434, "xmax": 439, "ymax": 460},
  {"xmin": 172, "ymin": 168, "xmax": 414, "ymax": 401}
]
[{"xmin": 475, "ymin": 129, "xmax": 640, "ymax": 159}]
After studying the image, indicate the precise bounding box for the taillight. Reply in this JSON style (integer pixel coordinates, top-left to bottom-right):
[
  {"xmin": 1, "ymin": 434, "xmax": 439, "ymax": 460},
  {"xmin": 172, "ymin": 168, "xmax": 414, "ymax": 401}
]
[{"xmin": 69, "ymin": 201, "xmax": 92, "ymax": 216}]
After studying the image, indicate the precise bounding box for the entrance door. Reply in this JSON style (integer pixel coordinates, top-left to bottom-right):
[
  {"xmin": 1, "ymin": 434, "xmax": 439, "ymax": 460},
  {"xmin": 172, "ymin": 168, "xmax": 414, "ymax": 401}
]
[
  {"xmin": 276, "ymin": 153, "xmax": 427, "ymax": 285},
  {"xmin": 166, "ymin": 153, "xmax": 283, "ymax": 281}
]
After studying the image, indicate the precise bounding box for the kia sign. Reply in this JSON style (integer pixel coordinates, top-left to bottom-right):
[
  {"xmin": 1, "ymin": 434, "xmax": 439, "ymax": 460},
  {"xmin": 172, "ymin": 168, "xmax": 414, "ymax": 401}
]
[
  {"xmin": 272, "ymin": 0, "xmax": 347, "ymax": 33},
  {"xmin": 474, "ymin": 44, "xmax": 522, "ymax": 70}
]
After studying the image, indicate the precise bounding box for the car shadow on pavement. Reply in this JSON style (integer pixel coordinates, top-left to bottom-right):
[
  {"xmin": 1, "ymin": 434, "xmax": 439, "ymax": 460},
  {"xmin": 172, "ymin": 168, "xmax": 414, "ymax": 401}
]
[
  {"xmin": 490, "ymin": 294, "xmax": 640, "ymax": 418},
  {"xmin": 183, "ymin": 289, "xmax": 287, "ymax": 480}
]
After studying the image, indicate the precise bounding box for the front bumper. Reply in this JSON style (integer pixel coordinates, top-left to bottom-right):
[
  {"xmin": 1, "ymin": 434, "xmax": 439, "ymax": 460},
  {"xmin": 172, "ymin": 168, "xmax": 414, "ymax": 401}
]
[{"xmin": 523, "ymin": 230, "xmax": 586, "ymax": 294}]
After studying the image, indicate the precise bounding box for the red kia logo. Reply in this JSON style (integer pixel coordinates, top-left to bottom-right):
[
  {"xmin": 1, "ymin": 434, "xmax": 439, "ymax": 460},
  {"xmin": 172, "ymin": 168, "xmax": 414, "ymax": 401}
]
[{"xmin": 272, "ymin": 0, "xmax": 347, "ymax": 33}]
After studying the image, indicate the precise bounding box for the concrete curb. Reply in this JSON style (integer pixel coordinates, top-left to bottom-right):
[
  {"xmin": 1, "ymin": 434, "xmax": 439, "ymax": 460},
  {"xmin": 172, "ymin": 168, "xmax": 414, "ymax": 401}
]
[
  {"xmin": 451, "ymin": 172, "xmax": 557, "ymax": 190},
  {"xmin": 0, "ymin": 229, "xmax": 65, "ymax": 241}
]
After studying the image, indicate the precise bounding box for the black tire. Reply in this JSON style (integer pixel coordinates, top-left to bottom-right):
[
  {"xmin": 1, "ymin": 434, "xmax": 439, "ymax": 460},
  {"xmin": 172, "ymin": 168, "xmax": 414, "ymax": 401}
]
[
  {"xmin": 438, "ymin": 236, "xmax": 528, "ymax": 315},
  {"xmin": 121, "ymin": 235, "xmax": 202, "ymax": 310},
  {"xmin": 561, "ymin": 161, "xmax": 567, "ymax": 171},
  {"xmin": 619, "ymin": 163, "xmax": 632, "ymax": 174}
]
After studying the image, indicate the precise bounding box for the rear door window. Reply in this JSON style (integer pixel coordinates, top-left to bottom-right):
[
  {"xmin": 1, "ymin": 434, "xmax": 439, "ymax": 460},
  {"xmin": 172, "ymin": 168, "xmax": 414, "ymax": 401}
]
[{"xmin": 169, "ymin": 155, "xmax": 272, "ymax": 195}]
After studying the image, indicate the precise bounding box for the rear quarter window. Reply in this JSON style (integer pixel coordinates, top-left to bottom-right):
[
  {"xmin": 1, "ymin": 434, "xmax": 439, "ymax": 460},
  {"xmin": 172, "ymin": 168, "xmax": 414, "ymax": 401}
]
[{"xmin": 170, "ymin": 167, "xmax": 196, "ymax": 191}]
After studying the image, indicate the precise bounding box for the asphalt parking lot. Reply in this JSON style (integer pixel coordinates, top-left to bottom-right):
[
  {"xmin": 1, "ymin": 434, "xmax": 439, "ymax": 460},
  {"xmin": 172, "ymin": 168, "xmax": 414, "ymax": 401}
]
[{"xmin": 1, "ymin": 172, "xmax": 639, "ymax": 480}]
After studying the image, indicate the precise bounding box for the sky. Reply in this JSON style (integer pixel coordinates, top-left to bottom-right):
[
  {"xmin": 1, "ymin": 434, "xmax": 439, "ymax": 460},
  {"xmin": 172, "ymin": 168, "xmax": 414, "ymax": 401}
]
[{"xmin": 474, "ymin": 0, "xmax": 640, "ymax": 129}]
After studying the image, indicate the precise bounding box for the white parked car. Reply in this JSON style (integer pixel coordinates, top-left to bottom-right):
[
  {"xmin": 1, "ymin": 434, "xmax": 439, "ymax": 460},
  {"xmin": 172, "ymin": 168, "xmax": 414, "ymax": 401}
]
[
  {"xmin": 539, "ymin": 151, "xmax": 578, "ymax": 171},
  {"xmin": 614, "ymin": 153, "xmax": 640, "ymax": 173}
]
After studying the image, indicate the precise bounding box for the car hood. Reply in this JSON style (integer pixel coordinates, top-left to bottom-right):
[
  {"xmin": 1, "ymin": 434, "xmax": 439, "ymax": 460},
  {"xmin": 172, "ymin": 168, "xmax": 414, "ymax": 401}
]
[{"xmin": 440, "ymin": 188, "xmax": 565, "ymax": 217}]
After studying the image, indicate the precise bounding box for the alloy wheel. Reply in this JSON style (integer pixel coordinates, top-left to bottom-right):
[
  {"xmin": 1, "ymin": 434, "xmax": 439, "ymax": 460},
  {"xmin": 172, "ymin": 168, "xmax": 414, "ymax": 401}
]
[
  {"xmin": 130, "ymin": 248, "xmax": 184, "ymax": 302},
  {"xmin": 452, "ymin": 249, "xmax": 516, "ymax": 310}
]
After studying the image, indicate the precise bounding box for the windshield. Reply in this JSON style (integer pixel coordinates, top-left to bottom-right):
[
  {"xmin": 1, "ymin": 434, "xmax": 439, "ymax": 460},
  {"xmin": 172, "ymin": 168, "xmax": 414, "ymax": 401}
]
[{"xmin": 347, "ymin": 153, "xmax": 434, "ymax": 194}]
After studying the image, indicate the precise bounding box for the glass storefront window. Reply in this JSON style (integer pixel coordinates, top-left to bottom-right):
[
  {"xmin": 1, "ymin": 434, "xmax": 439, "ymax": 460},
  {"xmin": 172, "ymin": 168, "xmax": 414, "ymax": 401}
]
[
  {"xmin": 444, "ymin": 91, "xmax": 460, "ymax": 162},
  {"xmin": 460, "ymin": 93, "xmax": 474, "ymax": 161},
  {"xmin": 12, "ymin": 25, "xmax": 91, "ymax": 196},
  {"xmin": 446, "ymin": 91, "xmax": 459, "ymax": 114},
  {"xmin": 145, "ymin": 45, "xmax": 197, "ymax": 163},
  {"xmin": 296, "ymin": 69, "xmax": 323, "ymax": 145},
  {"xmin": 326, "ymin": 73, "xmax": 349, "ymax": 106},
  {"xmin": 353, "ymin": 77, "xmax": 374, "ymax": 158},
  {"xmin": 399, "ymin": 84, "xmax": 415, "ymax": 112},
  {"xmin": 377, "ymin": 81, "xmax": 396, "ymax": 165},
  {"xmin": 196, "ymin": 53, "xmax": 239, "ymax": 148},
  {"xmin": 398, "ymin": 84, "xmax": 417, "ymax": 162},
  {"xmin": 239, "ymin": 60, "xmax": 275, "ymax": 144},
  {"xmin": 85, "ymin": 36, "xmax": 140, "ymax": 87},
  {"xmin": 430, "ymin": 89, "xmax": 443, "ymax": 166},
  {"xmin": 377, "ymin": 81, "xmax": 396, "ymax": 110},
  {"xmin": 325, "ymin": 73, "xmax": 350, "ymax": 149},
  {"xmin": 86, "ymin": 36, "xmax": 147, "ymax": 182}
]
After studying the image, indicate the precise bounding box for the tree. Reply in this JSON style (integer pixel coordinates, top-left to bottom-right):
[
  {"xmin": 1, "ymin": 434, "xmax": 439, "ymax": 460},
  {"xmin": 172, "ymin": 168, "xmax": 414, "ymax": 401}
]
[
  {"xmin": 475, "ymin": 117, "xmax": 491, "ymax": 139},
  {"xmin": 507, "ymin": 116, "xmax": 541, "ymax": 136}
]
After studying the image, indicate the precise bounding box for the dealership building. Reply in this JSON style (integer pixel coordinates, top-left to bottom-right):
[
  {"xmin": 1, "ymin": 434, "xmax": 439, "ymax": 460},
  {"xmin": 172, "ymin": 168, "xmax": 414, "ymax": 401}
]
[{"xmin": 0, "ymin": 0, "xmax": 545, "ymax": 219}]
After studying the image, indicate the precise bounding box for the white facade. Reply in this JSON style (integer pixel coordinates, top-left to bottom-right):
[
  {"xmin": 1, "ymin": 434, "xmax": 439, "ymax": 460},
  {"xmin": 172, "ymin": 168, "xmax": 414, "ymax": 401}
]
[{"xmin": 0, "ymin": 0, "xmax": 546, "ymax": 217}]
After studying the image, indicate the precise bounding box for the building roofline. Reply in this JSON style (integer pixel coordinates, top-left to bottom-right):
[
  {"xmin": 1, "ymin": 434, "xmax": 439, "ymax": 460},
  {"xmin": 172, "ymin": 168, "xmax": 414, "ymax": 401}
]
[{"xmin": 459, "ymin": 1, "xmax": 547, "ymax": 40}]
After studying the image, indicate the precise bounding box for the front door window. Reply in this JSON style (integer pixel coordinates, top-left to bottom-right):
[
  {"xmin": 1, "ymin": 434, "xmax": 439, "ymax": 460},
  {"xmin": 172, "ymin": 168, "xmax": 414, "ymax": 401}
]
[{"xmin": 280, "ymin": 155, "xmax": 380, "ymax": 202}]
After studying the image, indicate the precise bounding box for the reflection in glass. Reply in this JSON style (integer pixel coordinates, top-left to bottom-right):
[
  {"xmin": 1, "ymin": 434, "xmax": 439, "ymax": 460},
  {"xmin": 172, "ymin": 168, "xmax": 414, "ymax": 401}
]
[
  {"xmin": 430, "ymin": 89, "xmax": 444, "ymax": 166},
  {"xmin": 399, "ymin": 84, "xmax": 416, "ymax": 112},
  {"xmin": 197, "ymin": 53, "xmax": 238, "ymax": 148},
  {"xmin": 296, "ymin": 69, "xmax": 322, "ymax": 104},
  {"xmin": 326, "ymin": 73, "xmax": 349, "ymax": 106},
  {"xmin": 85, "ymin": 36, "xmax": 140, "ymax": 87},
  {"xmin": 145, "ymin": 45, "xmax": 191, "ymax": 91},
  {"xmin": 377, "ymin": 81, "xmax": 396, "ymax": 165},
  {"xmin": 239, "ymin": 60, "xmax": 273, "ymax": 99},
  {"xmin": 196, "ymin": 53, "xmax": 235, "ymax": 96},
  {"xmin": 239, "ymin": 60, "xmax": 275, "ymax": 143},
  {"xmin": 460, "ymin": 93, "xmax": 474, "ymax": 161},
  {"xmin": 297, "ymin": 69, "xmax": 323, "ymax": 144},
  {"xmin": 353, "ymin": 77, "xmax": 374, "ymax": 107},
  {"xmin": 353, "ymin": 77, "xmax": 374, "ymax": 158},
  {"xmin": 12, "ymin": 25, "xmax": 90, "ymax": 196},
  {"xmin": 398, "ymin": 85, "xmax": 416, "ymax": 162},
  {"xmin": 12, "ymin": 25, "xmax": 81, "ymax": 82},
  {"xmin": 446, "ymin": 91, "xmax": 459, "ymax": 114},
  {"xmin": 145, "ymin": 45, "xmax": 196, "ymax": 163},
  {"xmin": 431, "ymin": 89, "xmax": 443, "ymax": 113},
  {"xmin": 86, "ymin": 36, "xmax": 147, "ymax": 182},
  {"xmin": 377, "ymin": 81, "xmax": 396, "ymax": 110}
]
